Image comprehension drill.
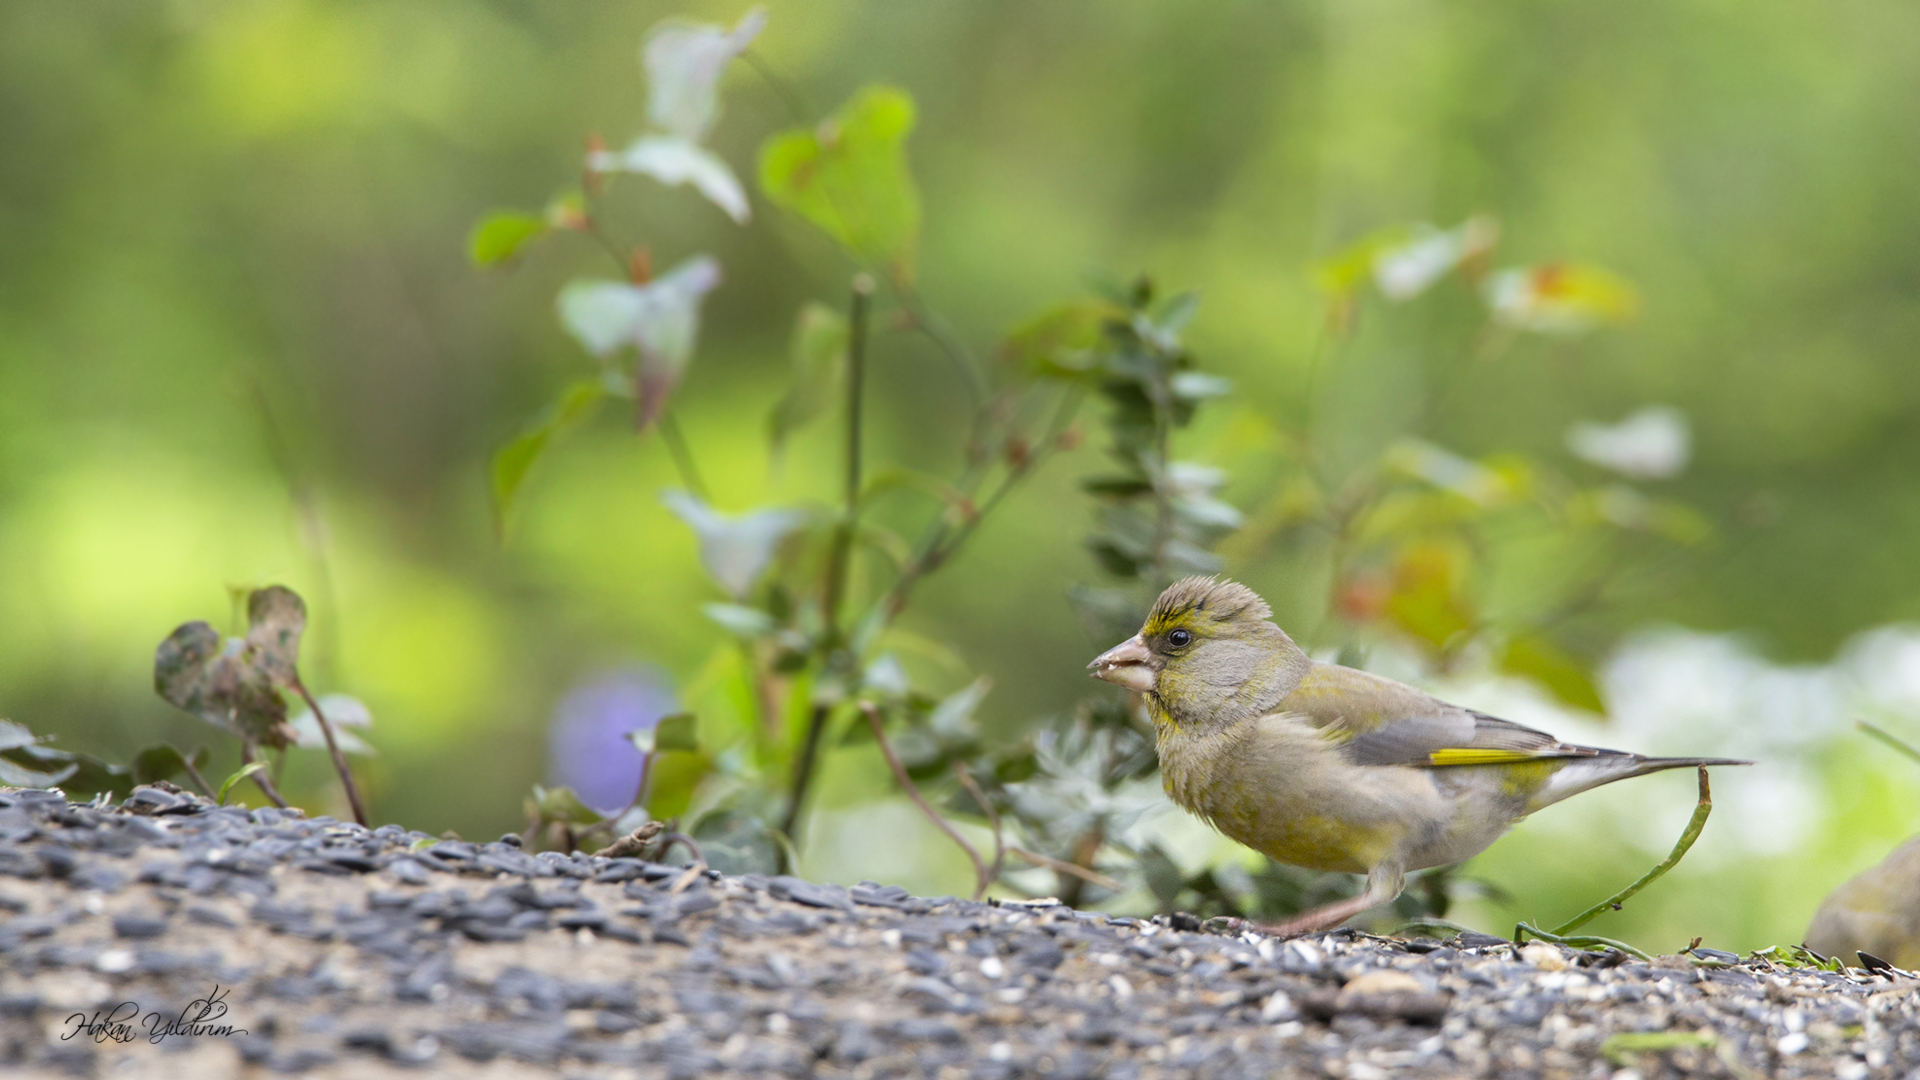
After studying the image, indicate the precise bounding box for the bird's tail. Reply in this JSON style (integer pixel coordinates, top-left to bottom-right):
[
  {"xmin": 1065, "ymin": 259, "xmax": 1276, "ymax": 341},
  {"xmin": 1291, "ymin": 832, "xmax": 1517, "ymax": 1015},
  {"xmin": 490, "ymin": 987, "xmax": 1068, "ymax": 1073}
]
[{"xmin": 1530, "ymin": 754, "xmax": 1752, "ymax": 813}]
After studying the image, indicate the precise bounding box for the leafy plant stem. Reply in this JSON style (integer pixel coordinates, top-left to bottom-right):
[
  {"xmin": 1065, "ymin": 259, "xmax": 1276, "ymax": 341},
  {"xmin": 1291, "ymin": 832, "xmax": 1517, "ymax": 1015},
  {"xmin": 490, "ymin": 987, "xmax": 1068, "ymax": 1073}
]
[
  {"xmin": 658, "ymin": 411, "xmax": 711, "ymax": 501},
  {"xmin": 1858, "ymin": 719, "xmax": 1920, "ymax": 768},
  {"xmin": 238, "ymin": 742, "xmax": 291, "ymax": 810},
  {"xmin": 218, "ymin": 761, "xmax": 270, "ymax": 807},
  {"xmin": 880, "ymin": 387, "xmax": 1082, "ymax": 621},
  {"xmin": 863, "ymin": 703, "xmax": 991, "ymax": 899},
  {"xmin": 1534, "ymin": 766, "xmax": 1714, "ymax": 939},
  {"xmin": 292, "ymin": 678, "xmax": 369, "ymax": 827},
  {"xmin": 781, "ymin": 275, "xmax": 875, "ymax": 858},
  {"xmin": 1512, "ymin": 923, "xmax": 1654, "ymax": 962}
]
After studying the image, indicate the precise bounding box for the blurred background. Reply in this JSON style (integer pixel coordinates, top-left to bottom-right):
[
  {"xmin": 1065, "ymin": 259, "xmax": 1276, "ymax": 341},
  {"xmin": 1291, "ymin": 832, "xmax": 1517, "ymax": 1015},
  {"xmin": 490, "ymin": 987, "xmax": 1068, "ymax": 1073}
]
[{"xmin": 4, "ymin": 0, "xmax": 1920, "ymax": 952}]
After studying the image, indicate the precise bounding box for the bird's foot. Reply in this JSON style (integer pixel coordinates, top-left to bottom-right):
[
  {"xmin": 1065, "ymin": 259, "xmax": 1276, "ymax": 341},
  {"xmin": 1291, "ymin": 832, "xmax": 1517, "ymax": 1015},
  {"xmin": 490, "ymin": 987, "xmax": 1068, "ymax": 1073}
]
[{"xmin": 1244, "ymin": 893, "xmax": 1384, "ymax": 939}]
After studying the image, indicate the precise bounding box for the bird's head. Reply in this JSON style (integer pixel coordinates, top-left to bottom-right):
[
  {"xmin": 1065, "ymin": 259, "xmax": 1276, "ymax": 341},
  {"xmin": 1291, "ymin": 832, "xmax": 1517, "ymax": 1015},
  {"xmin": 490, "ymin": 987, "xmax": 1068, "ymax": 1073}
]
[{"xmin": 1088, "ymin": 576, "xmax": 1309, "ymax": 731}]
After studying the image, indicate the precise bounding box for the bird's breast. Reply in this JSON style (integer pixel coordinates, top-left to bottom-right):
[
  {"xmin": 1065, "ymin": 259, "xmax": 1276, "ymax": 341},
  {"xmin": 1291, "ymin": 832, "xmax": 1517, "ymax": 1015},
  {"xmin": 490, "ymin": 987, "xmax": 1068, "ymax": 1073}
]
[{"xmin": 1156, "ymin": 714, "xmax": 1414, "ymax": 874}]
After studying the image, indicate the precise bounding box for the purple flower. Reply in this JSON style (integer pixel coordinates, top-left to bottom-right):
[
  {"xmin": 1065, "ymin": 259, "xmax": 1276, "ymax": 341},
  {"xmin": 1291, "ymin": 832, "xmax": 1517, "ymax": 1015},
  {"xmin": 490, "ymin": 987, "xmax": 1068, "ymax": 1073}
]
[{"xmin": 547, "ymin": 666, "xmax": 678, "ymax": 814}]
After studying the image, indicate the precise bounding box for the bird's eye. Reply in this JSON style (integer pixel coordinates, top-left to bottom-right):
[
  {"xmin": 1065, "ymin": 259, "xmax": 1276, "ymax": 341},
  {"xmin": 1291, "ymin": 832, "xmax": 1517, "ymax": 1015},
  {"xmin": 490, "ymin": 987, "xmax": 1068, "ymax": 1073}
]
[{"xmin": 1167, "ymin": 628, "xmax": 1193, "ymax": 648}]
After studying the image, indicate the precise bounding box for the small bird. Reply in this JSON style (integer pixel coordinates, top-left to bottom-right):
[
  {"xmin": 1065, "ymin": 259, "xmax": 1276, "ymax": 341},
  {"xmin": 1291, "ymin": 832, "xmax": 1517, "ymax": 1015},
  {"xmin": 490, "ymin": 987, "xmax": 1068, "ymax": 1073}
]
[
  {"xmin": 1089, "ymin": 576, "xmax": 1748, "ymax": 935},
  {"xmin": 1805, "ymin": 835, "xmax": 1920, "ymax": 970}
]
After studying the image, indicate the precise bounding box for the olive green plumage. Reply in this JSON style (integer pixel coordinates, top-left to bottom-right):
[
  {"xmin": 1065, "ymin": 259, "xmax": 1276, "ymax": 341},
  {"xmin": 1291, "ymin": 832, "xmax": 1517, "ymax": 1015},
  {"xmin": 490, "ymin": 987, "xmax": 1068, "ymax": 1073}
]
[{"xmin": 1088, "ymin": 576, "xmax": 1748, "ymax": 931}]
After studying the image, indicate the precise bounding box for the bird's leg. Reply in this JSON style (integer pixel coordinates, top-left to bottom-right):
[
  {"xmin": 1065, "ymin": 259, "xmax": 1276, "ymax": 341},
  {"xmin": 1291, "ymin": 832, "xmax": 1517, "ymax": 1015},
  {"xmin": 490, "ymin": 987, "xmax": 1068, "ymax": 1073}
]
[{"xmin": 1253, "ymin": 862, "xmax": 1405, "ymax": 938}]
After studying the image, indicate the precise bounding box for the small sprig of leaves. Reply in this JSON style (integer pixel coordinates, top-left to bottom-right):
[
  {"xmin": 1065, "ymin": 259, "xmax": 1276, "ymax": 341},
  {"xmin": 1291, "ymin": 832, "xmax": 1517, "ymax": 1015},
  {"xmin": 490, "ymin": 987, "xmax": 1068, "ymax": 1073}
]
[{"xmin": 153, "ymin": 585, "xmax": 369, "ymax": 825}]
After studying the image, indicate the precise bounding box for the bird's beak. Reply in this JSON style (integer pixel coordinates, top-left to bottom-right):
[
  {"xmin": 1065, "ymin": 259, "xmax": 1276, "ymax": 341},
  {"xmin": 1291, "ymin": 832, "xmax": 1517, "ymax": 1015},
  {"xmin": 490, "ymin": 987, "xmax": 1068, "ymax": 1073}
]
[{"xmin": 1088, "ymin": 634, "xmax": 1156, "ymax": 694}]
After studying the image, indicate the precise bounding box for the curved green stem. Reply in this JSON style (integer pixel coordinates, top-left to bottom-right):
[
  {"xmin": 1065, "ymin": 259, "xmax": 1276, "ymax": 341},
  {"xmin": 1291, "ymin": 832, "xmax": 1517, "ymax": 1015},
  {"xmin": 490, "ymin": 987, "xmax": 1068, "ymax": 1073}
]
[{"xmin": 1545, "ymin": 765, "xmax": 1714, "ymax": 939}]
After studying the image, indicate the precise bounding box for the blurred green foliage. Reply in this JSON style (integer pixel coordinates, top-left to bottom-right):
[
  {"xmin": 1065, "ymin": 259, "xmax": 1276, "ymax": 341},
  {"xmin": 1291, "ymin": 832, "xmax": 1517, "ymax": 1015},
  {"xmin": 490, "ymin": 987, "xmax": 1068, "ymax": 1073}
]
[{"xmin": 4, "ymin": 1, "xmax": 1920, "ymax": 952}]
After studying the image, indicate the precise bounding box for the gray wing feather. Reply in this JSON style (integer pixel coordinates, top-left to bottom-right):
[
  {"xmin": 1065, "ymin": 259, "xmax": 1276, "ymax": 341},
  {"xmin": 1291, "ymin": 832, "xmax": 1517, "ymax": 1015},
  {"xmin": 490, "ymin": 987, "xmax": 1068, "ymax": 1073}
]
[{"xmin": 1340, "ymin": 710, "xmax": 1619, "ymax": 767}]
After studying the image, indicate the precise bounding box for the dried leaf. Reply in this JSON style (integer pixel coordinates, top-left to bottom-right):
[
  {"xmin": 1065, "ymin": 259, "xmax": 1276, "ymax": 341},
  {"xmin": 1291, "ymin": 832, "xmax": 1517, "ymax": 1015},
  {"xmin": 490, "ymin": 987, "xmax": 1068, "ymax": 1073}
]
[{"xmin": 153, "ymin": 586, "xmax": 311, "ymax": 749}]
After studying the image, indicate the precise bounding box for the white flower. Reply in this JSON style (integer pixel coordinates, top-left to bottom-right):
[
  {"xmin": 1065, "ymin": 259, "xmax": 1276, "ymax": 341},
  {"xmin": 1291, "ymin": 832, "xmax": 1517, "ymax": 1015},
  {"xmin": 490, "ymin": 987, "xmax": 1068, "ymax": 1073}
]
[{"xmin": 1566, "ymin": 406, "xmax": 1690, "ymax": 479}]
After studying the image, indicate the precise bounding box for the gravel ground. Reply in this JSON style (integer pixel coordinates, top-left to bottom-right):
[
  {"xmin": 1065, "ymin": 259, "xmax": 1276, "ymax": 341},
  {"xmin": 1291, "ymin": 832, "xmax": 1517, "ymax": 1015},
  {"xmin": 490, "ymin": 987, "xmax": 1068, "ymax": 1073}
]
[{"xmin": 0, "ymin": 786, "xmax": 1916, "ymax": 1079}]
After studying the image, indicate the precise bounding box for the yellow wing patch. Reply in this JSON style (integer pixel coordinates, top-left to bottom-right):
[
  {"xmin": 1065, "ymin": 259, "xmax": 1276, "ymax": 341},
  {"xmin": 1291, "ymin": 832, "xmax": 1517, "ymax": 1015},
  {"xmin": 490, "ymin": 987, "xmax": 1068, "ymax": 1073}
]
[{"xmin": 1426, "ymin": 748, "xmax": 1551, "ymax": 766}]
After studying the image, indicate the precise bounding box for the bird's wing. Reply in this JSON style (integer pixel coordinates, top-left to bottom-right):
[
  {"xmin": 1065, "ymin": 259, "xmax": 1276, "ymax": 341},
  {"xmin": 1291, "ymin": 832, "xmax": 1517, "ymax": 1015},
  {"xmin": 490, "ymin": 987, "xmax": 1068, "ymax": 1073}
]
[{"xmin": 1281, "ymin": 662, "xmax": 1616, "ymax": 768}]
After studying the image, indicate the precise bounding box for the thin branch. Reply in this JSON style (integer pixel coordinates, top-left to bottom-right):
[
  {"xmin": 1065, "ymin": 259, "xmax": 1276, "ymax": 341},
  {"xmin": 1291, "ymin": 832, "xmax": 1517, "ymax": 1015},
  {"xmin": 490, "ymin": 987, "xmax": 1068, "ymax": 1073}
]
[
  {"xmin": 881, "ymin": 386, "xmax": 1084, "ymax": 621},
  {"xmin": 656, "ymin": 832, "xmax": 705, "ymax": 866},
  {"xmin": 863, "ymin": 703, "xmax": 990, "ymax": 899},
  {"xmin": 894, "ymin": 284, "xmax": 986, "ymax": 410},
  {"xmin": 742, "ymin": 49, "xmax": 814, "ymax": 127},
  {"xmin": 292, "ymin": 678, "xmax": 369, "ymax": 827},
  {"xmin": 778, "ymin": 702, "xmax": 832, "ymax": 861},
  {"xmin": 1007, "ymin": 845, "xmax": 1125, "ymax": 893},
  {"xmin": 1858, "ymin": 719, "xmax": 1920, "ymax": 769},
  {"xmin": 658, "ymin": 412, "xmax": 711, "ymax": 502},
  {"xmin": 239, "ymin": 741, "xmax": 291, "ymax": 810},
  {"xmin": 1529, "ymin": 766, "xmax": 1714, "ymax": 940},
  {"xmin": 953, "ymin": 762, "xmax": 1005, "ymax": 892},
  {"xmin": 176, "ymin": 755, "xmax": 216, "ymax": 800}
]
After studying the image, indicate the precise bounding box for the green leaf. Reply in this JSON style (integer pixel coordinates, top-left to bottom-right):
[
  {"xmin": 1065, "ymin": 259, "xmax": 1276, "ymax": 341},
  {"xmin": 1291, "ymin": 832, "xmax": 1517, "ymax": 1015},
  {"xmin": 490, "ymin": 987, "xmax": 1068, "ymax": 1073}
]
[
  {"xmin": 131, "ymin": 744, "xmax": 210, "ymax": 787},
  {"xmin": 468, "ymin": 212, "xmax": 550, "ymax": 268},
  {"xmin": 153, "ymin": 586, "xmax": 311, "ymax": 749},
  {"xmin": 767, "ymin": 302, "xmax": 850, "ymax": 457},
  {"xmin": 217, "ymin": 761, "xmax": 269, "ymax": 805},
  {"xmin": 1000, "ymin": 299, "xmax": 1118, "ymax": 379},
  {"xmin": 654, "ymin": 712, "xmax": 700, "ymax": 753},
  {"xmin": 491, "ymin": 379, "xmax": 607, "ymax": 535},
  {"xmin": 927, "ymin": 677, "xmax": 990, "ymax": 740},
  {"xmin": 759, "ymin": 85, "xmax": 921, "ymax": 274},
  {"xmin": 1499, "ymin": 634, "xmax": 1605, "ymax": 714},
  {"xmin": 626, "ymin": 712, "xmax": 698, "ymax": 757},
  {"xmin": 0, "ymin": 754, "xmax": 76, "ymax": 789},
  {"xmin": 528, "ymin": 784, "xmax": 602, "ymax": 826}
]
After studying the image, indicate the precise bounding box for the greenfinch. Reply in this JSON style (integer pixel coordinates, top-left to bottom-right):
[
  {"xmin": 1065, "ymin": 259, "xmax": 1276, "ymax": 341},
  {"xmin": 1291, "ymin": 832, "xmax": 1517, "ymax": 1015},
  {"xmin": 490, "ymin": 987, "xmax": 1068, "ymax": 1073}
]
[
  {"xmin": 1090, "ymin": 576, "xmax": 1748, "ymax": 934},
  {"xmin": 1805, "ymin": 836, "xmax": 1920, "ymax": 970}
]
